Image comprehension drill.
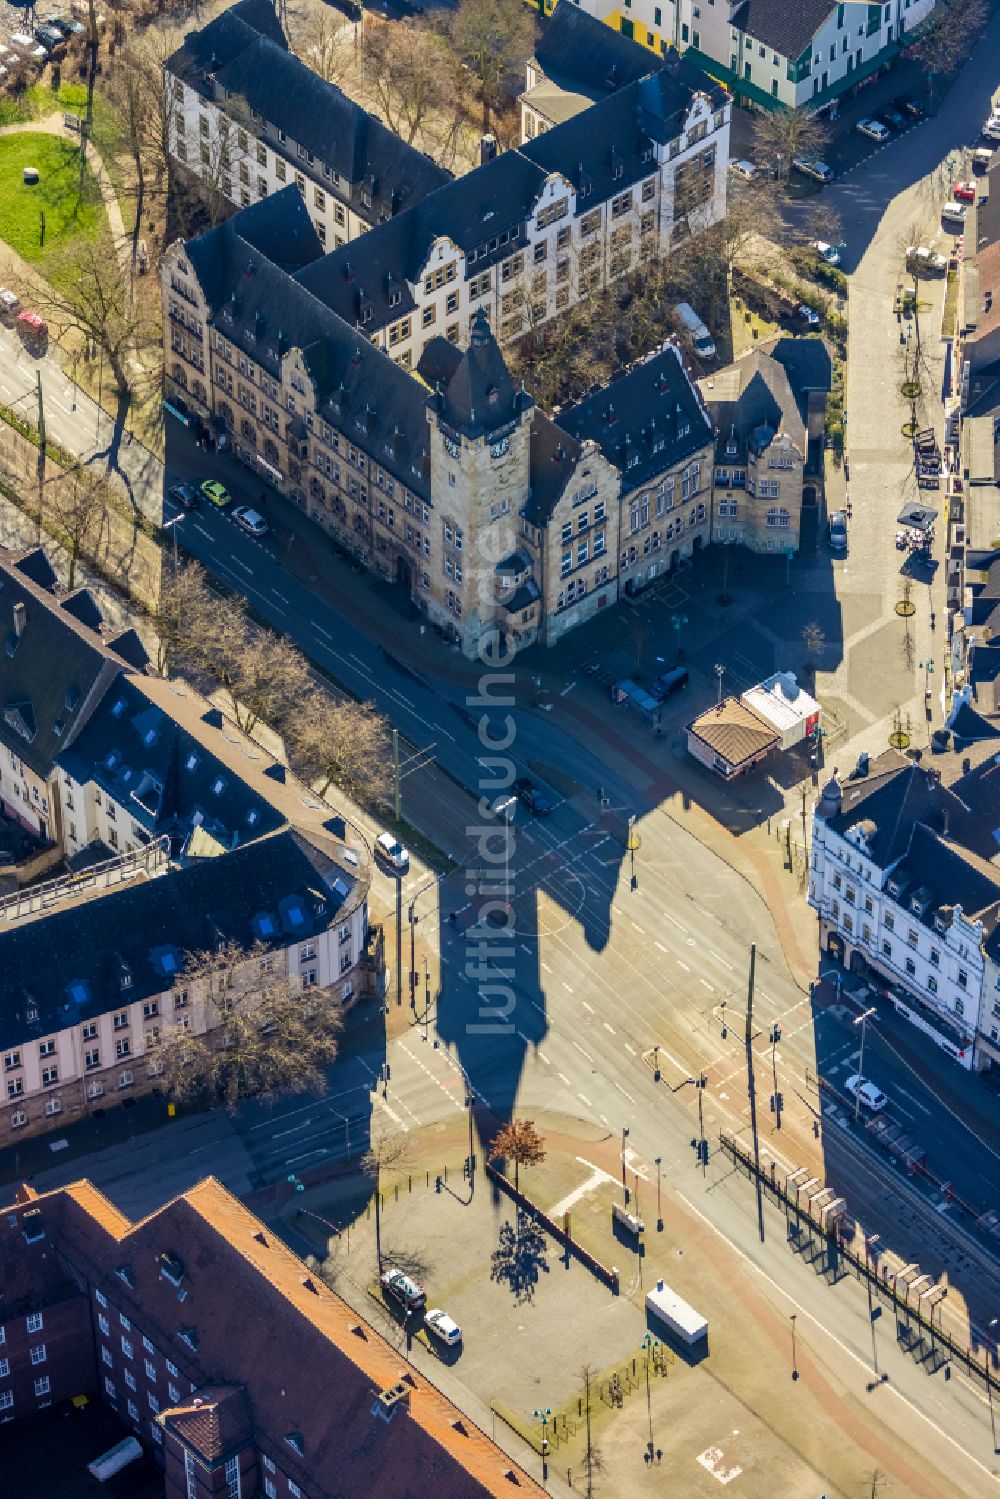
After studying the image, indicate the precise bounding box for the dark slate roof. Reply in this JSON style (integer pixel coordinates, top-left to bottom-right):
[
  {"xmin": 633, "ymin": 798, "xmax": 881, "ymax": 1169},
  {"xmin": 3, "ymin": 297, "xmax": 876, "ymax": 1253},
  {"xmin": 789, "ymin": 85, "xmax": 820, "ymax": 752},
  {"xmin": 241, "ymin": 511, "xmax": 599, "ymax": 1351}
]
[
  {"xmin": 56, "ymin": 676, "xmax": 285, "ymax": 853},
  {"xmin": 210, "ymin": 37, "xmax": 449, "ymax": 221},
  {"xmin": 949, "ymin": 698, "xmax": 1000, "ymax": 749},
  {"xmin": 556, "ymin": 343, "xmax": 711, "ymax": 495},
  {"xmin": 699, "ymin": 348, "xmax": 805, "ymax": 464},
  {"xmin": 295, "ymin": 148, "xmax": 549, "ymax": 332},
  {"xmin": 534, "ymin": 4, "xmax": 665, "ymax": 98},
  {"xmin": 167, "ymin": 0, "xmax": 288, "ymax": 89},
  {"xmin": 892, "ymin": 821, "xmax": 1000, "ymax": 959},
  {"xmin": 289, "ymin": 50, "xmax": 724, "ymax": 338},
  {"xmin": 970, "ymin": 642, "xmax": 1000, "ymax": 712},
  {"xmin": 416, "ymin": 336, "xmax": 463, "ymax": 392},
  {"xmin": 731, "ymin": 0, "xmax": 835, "ymax": 59},
  {"xmin": 0, "ymin": 549, "xmax": 135, "ymax": 781},
  {"xmin": 824, "ymin": 756, "xmax": 969, "ymax": 870},
  {"xmin": 758, "ymin": 335, "xmax": 833, "ymax": 426},
  {"xmin": 0, "ymin": 829, "xmax": 352, "ymax": 1050},
  {"xmin": 524, "ymin": 412, "xmax": 584, "ymax": 526},
  {"xmin": 184, "ymin": 188, "xmax": 432, "ymax": 499},
  {"xmin": 431, "ymin": 310, "xmax": 530, "ymax": 439}
]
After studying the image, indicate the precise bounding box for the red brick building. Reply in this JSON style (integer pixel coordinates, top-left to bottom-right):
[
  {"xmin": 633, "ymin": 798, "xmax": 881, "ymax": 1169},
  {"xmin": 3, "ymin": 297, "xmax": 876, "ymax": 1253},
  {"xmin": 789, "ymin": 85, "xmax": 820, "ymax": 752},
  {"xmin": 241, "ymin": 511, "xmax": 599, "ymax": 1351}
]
[{"xmin": 0, "ymin": 1178, "xmax": 543, "ymax": 1498}]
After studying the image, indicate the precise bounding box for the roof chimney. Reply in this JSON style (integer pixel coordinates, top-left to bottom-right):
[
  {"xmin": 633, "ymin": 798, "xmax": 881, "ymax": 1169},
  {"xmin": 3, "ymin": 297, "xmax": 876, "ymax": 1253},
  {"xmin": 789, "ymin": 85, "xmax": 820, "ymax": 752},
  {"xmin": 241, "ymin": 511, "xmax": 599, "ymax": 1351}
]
[{"xmin": 13, "ymin": 601, "xmax": 25, "ymax": 638}]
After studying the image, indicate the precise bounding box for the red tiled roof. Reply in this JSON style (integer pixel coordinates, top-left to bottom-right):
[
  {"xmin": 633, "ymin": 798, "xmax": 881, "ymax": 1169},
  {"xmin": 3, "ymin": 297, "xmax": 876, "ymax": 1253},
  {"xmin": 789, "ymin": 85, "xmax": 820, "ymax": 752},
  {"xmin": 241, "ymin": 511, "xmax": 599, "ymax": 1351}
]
[{"xmin": 17, "ymin": 1178, "xmax": 544, "ymax": 1499}]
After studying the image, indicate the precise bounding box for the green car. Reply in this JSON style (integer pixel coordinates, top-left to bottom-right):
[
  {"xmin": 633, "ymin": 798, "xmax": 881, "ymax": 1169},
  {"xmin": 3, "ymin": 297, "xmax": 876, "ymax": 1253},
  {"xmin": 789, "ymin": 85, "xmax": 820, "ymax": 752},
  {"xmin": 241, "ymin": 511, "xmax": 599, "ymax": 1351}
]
[{"xmin": 200, "ymin": 479, "xmax": 231, "ymax": 507}]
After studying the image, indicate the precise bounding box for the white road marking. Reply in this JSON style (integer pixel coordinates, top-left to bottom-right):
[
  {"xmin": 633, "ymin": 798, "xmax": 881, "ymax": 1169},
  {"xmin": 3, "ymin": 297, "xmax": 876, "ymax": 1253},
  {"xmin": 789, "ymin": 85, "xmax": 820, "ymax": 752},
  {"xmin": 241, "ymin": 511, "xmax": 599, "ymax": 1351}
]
[
  {"xmin": 655, "ymin": 941, "xmax": 669, "ymax": 953},
  {"xmin": 613, "ymin": 1081, "xmax": 636, "ymax": 1103},
  {"xmin": 541, "ymin": 961, "xmax": 552, "ymax": 973},
  {"xmin": 582, "ymin": 1000, "xmax": 595, "ymax": 1014},
  {"xmin": 192, "ymin": 522, "xmax": 212, "ymax": 540},
  {"xmin": 564, "ymin": 982, "xmax": 574, "ymax": 992},
  {"xmin": 314, "ymin": 624, "xmax": 333, "ymax": 640},
  {"xmin": 603, "ymin": 1022, "xmax": 616, "ymax": 1034},
  {"xmin": 624, "ymin": 1042, "xmax": 637, "ymax": 1056},
  {"xmin": 677, "ymin": 960, "xmax": 690, "ymax": 972},
  {"xmin": 572, "ymin": 1041, "xmax": 594, "ymax": 1062},
  {"xmin": 700, "ymin": 978, "xmax": 714, "ymax": 991},
  {"xmin": 578, "ymin": 1092, "xmax": 592, "ymax": 1107},
  {"xmin": 558, "ymin": 1071, "xmax": 572, "ymax": 1087}
]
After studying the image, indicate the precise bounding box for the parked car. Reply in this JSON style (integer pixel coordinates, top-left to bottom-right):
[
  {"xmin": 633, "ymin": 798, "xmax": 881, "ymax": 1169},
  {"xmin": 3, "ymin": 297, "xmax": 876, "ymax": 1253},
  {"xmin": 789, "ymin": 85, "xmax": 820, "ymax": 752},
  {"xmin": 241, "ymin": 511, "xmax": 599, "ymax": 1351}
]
[
  {"xmin": 200, "ymin": 479, "xmax": 231, "ymax": 507},
  {"xmin": 811, "ymin": 239, "xmax": 842, "ymax": 266},
  {"xmin": 44, "ymin": 14, "xmax": 86, "ymax": 34},
  {"xmin": 906, "ymin": 245, "xmax": 947, "ymax": 274},
  {"xmin": 424, "ymin": 1309, "xmax": 462, "ymax": 1347},
  {"xmin": 953, "ymin": 179, "xmax": 976, "ymax": 202},
  {"xmin": 513, "ymin": 777, "xmax": 552, "ymax": 816},
  {"xmin": 651, "ymin": 665, "xmax": 689, "ymax": 700},
  {"xmin": 857, "ymin": 119, "xmax": 890, "ymax": 142},
  {"xmin": 879, "ymin": 103, "xmax": 906, "ymax": 131},
  {"xmin": 380, "ymin": 1266, "xmax": 426, "ymax": 1314},
  {"xmin": 34, "ymin": 24, "xmax": 66, "ymax": 51},
  {"xmin": 729, "ymin": 159, "xmax": 758, "ymax": 182},
  {"xmin": 828, "ymin": 510, "xmax": 848, "ymax": 551},
  {"xmin": 0, "ymin": 287, "xmax": 20, "ymax": 317},
  {"xmin": 168, "ymin": 482, "xmax": 199, "ymax": 511},
  {"xmin": 893, "ymin": 94, "xmax": 924, "ymax": 119},
  {"xmin": 844, "ymin": 1073, "xmax": 888, "ymax": 1113},
  {"xmin": 982, "ymin": 114, "xmax": 1000, "ymax": 142},
  {"xmin": 973, "ymin": 147, "xmax": 995, "ymax": 171},
  {"xmin": 232, "ymin": 504, "xmax": 269, "ymax": 537},
  {"xmin": 375, "ymin": 831, "xmax": 409, "ymax": 873},
  {"xmin": 16, "ymin": 309, "xmax": 48, "ymax": 346},
  {"xmin": 941, "ymin": 200, "xmax": 967, "ymax": 224},
  {"xmin": 792, "ymin": 157, "xmax": 833, "ymax": 183},
  {"xmin": 798, "ymin": 304, "xmax": 821, "ymax": 327}
]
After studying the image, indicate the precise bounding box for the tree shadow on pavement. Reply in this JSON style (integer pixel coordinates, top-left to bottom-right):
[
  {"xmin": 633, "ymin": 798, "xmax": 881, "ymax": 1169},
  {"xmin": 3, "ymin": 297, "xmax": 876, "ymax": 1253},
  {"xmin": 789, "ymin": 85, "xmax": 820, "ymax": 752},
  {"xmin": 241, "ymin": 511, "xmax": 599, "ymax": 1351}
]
[{"xmin": 490, "ymin": 1211, "xmax": 550, "ymax": 1304}]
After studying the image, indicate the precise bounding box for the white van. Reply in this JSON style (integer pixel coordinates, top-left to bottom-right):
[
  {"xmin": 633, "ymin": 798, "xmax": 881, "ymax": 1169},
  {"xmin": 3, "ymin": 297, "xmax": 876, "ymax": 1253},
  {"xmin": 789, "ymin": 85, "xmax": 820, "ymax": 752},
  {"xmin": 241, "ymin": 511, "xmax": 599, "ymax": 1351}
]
[
  {"xmin": 941, "ymin": 201, "xmax": 967, "ymax": 225},
  {"xmin": 375, "ymin": 831, "xmax": 409, "ymax": 874},
  {"xmin": 673, "ymin": 302, "xmax": 716, "ymax": 360}
]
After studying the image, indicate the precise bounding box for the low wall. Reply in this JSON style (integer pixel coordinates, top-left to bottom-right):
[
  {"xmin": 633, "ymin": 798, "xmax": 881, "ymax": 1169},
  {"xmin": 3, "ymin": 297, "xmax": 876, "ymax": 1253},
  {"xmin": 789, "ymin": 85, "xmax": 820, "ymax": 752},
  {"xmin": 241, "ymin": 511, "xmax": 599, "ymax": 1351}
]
[{"xmin": 484, "ymin": 1158, "xmax": 619, "ymax": 1292}]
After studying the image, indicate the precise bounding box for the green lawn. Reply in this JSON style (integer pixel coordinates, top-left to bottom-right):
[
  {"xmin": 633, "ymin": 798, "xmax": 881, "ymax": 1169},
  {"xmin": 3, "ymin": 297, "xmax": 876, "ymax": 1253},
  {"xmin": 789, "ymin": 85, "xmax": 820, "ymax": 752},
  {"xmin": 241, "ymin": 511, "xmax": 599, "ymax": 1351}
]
[{"xmin": 0, "ymin": 131, "xmax": 106, "ymax": 281}]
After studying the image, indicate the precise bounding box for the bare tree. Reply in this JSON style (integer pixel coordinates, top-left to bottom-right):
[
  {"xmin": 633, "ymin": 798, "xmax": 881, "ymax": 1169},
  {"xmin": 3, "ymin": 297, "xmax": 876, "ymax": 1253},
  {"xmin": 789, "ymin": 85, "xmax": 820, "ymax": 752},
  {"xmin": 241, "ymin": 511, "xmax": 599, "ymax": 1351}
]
[
  {"xmin": 50, "ymin": 469, "xmax": 111, "ymax": 590},
  {"xmin": 363, "ymin": 17, "xmax": 459, "ymax": 146},
  {"xmin": 294, "ymin": 8, "xmax": 353, "ymax": 86},
  {"xmin": 217, "ymin": 627, "xmax": 315, "ymax": 738},
  {"xmin": 152, "ymin": 558, "xmax": 224, "ymax": 675},
  {"xmin": 752, "ymin": 105, "xmax": 830, "ymax": 181},
  {"xmin": 909, "ymin": 0, "xmax": 987, "ymax": 97},
  {"xmin": 488, "ymin": 1118, "xmax": 545, "ymax": 1196},
  {"xmin": 41, "ymin": 240, "xmax": 153, "ymax": 398},
  {"xmin": 286, "ymin": 693, "xmax": 392, "ymax": 810},
  {"xmin": 452, "ymin": 0, "xmax": 535, "ymax": 132},
  {"xmin": 157, "ymin": 940, "xmax": 343, "ymax": 1109},
  {"xmin": 361, "ymin": 1129, "xmax": 412, "ymax": 1270},
  {"xmin": 801, "ymin": 620, "xmax": 826, "ymax": 672}
]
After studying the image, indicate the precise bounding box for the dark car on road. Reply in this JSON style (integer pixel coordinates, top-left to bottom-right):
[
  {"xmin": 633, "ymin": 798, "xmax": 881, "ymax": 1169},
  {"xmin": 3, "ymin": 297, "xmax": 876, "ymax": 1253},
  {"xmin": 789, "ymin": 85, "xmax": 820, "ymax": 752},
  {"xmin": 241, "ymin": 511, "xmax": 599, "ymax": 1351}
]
[
  {"xmin": 168, "ymin": 482, "xmax": 200, "ymax": 511},
  {"xmin": 652, "ymin": 666, "xmax": 689, "ymax": 700},
  {"xmin": 828, "ymin": 510, "xmax": 848, "ymax": 552},
  {"xmin": 513, "ymin": 777, "xmax": 552, "ymax": 816},
  {"xmin": 893, "ymin": 94, "xmax": 924, "ymax": 119},
  {"xmin": 879, "ymin": 103, "xmax": 906, "ymax": 131}
]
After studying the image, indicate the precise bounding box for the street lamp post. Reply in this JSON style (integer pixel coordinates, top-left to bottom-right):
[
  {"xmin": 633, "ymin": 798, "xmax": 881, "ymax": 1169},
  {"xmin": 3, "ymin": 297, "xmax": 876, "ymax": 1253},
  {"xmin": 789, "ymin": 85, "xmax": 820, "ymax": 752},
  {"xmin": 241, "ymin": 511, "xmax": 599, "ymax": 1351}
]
[
  {"xmin": 532, "ymin": 1408, "xmax": 551, "ymax": 1480},
  {"xmin": 865, "ymin": 1234, "xmax": 880, "ymax": 1381},
  {"xmin": 641, "ymin": 1332, "xmax": 660, "ymax": 1459},
  {"xmin": 162, "ymin": 513, "xmax": 185, "ymax": 571},
  {"xmin": 621, "ymin": 1126, "xmax": 630, "ymax": 1207},
  {"xmin": 423, "ymin": 957, "xmax": 431, "ymax": 1044},
  {"xmin": 715, "ymin": 662, "xmax": 725, "ymax": 705},
  {"xmin": 497, "ymin": 794, "xmax": 517, "ymax": 918},
  {"xmin": 790, "ymin": 1313, "xmax": 799, "ymax": 1381},
  {"xmin": 654, "ymin": 1156, "xmax": 663, "ymax": 1232},
  {"xmin": 853, "ymin": 1006, "xmax": 877, "ymax": 1122}
]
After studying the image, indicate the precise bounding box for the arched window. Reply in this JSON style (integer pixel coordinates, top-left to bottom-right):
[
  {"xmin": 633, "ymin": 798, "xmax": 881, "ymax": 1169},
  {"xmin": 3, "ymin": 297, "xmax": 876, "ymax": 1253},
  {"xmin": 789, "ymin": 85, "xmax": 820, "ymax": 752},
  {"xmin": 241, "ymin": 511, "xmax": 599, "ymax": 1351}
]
[
  {"xmin": 309, "ymin": 477, "xmax": 325, "ymax": 502},
  {"xmin": 241, "ymin": 419, "xmax": 256, "ymax": 444},
  {"xmin": 263, "ymin": 438, "xmax": 279, "ymax": 465},
  {"xmin": 218, "ymin": 402, "xmax": 234, "ymax": 431},
  {"xmin": 171, "ymin": 365, "xmax": 187, "ymax": 389},
  {"xmin": 192, "ymin": 381, "xmax": 206, "ymax": 405}
]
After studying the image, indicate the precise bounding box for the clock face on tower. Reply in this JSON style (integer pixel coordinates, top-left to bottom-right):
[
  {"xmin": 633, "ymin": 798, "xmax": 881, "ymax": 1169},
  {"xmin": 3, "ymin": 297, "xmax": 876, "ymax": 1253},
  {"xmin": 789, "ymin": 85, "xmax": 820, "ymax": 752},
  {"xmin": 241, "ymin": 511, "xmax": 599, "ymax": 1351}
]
[
  {"xmin": 490, "ymin": 436, "xmax": 510, "ymax": 459},
  {"xmin": 443, "ymin": 436, "xmax": 460, "ymax": 460}
]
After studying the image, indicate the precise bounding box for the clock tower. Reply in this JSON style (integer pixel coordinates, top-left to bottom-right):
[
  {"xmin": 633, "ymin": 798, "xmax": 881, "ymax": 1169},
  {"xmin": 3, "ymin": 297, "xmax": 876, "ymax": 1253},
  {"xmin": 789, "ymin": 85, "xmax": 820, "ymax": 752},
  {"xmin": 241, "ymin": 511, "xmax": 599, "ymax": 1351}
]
[{"xmin": 426, "ymin": 311, "xmax": 534, "ymax": 659}]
